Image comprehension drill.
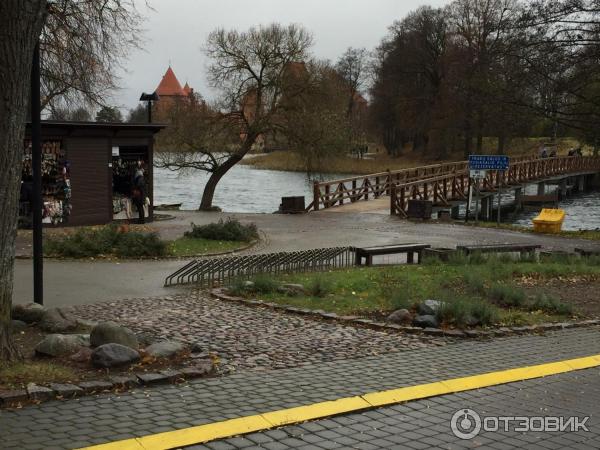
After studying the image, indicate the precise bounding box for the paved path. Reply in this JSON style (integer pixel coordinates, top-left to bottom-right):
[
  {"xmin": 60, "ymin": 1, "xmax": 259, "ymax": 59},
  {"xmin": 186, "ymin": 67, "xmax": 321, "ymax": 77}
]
[
  {"xmin": 2, "ymin": 327, "xmax": 600, "ymax": 449},
  {"xmin": 13, "ymin": 210, "xmax": 600, "ymax": 307},
  {"xmin": 191, "ymin": 367, "xmax": 600, "ymax": 450}
]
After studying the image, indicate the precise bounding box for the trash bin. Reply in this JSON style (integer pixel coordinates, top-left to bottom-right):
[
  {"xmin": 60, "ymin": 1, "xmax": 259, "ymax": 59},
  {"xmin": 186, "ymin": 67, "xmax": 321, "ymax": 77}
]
[{"xmin": 280, "ymin": 196, "xmax": 305, "ymax": 213}]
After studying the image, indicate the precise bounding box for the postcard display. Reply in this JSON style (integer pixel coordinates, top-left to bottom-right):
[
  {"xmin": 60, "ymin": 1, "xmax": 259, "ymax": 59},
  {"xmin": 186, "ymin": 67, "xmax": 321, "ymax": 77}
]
[{"xmin": 22, "ymin": 140, "xmax": 72, "ymax": 225}]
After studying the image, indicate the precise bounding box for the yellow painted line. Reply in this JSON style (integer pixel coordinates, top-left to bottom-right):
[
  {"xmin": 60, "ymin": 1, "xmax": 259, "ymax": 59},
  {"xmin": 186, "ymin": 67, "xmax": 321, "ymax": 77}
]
[
  {"xmin": 262, "ymin": 396, "xmax": 370, "ymax": 427},
  {"xmin": 78, "ymin": 353, "xmax": 600, "ymax": 450}
]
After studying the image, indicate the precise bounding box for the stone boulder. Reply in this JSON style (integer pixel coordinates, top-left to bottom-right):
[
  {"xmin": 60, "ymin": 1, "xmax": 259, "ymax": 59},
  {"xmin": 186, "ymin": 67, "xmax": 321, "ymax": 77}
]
[
  {"xmin": 417, "ymin": 299, "xmax": 443, "ymax": 316},
  {"xmin": 386, "ymin": 309, "xmax": 413, "ymax": 325},
  {"xmin": 282, "ymin": 283, "xmax": 306, "ymax": 293},
  {"xmin": 39, "ymin": 308, "xmax": 77, "ymax": 333},
  {"xmin": 12, "ymin": 302, "xmax": 45, "ymax": 323},
  {"xmin": 413, "ymin": 314, "xmax": 440, "ymax": 329},
  {"xmin": 145, "ymin": 340, "xmax": 185, "ymax": 358},
  {"xmin": 69, "ymin": 347, "xmax": 93, "ymax": 363},
  {"xmin": 90, "ymin": 321, "xmax": 138, "ymax": 349},
  {"xmin": 10, "ymin": 320, "xmax": 27, "ymax": 333},
  {"xmin": 91, "ymin": 343, "xmax": 140, "ymax": 368},
  {"xmin": 35, "ymin": 334, "xmax": 90, "ymax": 357}
]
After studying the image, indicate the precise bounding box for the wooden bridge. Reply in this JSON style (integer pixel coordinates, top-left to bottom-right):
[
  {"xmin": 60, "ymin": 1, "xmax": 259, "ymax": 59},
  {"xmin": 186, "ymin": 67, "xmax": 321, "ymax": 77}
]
[{"xmin": 307, "ymin": 156, "xmax": 600, "ymax": 217}]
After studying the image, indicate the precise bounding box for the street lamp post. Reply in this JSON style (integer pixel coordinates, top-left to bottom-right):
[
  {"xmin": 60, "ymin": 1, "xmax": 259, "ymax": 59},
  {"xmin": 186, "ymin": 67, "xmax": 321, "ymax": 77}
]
[
  {"xmin": 139, "ymin": 92, "xmax": 159, "ymax": 123},
  {"xmin": 31, "ymin": 41, "xmax": 43, "ymax": 305}
]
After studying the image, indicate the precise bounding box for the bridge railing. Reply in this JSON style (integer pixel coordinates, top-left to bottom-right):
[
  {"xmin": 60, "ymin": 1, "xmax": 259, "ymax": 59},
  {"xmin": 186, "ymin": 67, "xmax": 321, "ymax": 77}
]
[
  {"xmin": 307, "ymin": 156, "xmax": 537, "ymax": 211},
  {"xmin": 390, "ymin": 156, "xmax": 600, "ymax": 217},
  {"xmin": 164, "ymin": 246, "xmax": 355, "ymax": 288},
  {"xmin": 307, "ymin": 161, "xmax": 468, "ymax": 211}
]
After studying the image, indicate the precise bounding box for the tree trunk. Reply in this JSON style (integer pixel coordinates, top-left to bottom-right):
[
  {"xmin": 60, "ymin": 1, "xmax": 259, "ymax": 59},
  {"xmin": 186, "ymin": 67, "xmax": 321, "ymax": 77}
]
[
  {"xmin": 199, "ymin": 138, "xmax": 255, "ymax": 210},
  {"xmin": 0, "ymin": 0, "xmax": 46, "ymax": 361}
]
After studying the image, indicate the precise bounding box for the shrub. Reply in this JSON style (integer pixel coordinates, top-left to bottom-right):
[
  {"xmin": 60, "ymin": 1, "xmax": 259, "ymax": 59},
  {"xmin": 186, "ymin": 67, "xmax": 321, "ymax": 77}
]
[
  {"xmin": 447, "ymin": 252, "xmax": 470, "ymax": 266},
  {"xmin": 251, "ymin": 275, "xmax": 279, "ymax": 293},
  {"xmin": 44, "ymin": 224, "xmax": 168, "ymax": 258},
  {"xmin": 488, "ymin": 283, "xmax": 526, "ymax": 307},
  {"xmin": 436, "ymin": 298, "xmax": 499, "ymax": 327},
  {"xmin": 528, "ymin": 293, "xmax": 573, "ymax": 315},
  {"xmin": 228, "ymin": 278, "xmax": 249, "ymax": 296},
  {"xmin": 185, "ymin": 218, "xmax": 258, "ymax": 242},
  {"xmin": 114, "ymin": 232, "xmax": 168, "ymax": 257},
  {"xmin": 462, "ymin": 272, "xmax": 486, "ymax": 295},
  {"xmin": 306, "ymin": 276, "xmax": 333, "ymax": 297}
]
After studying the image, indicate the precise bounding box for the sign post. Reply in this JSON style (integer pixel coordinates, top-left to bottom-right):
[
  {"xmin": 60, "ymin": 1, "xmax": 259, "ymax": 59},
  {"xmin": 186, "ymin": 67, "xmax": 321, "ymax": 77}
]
[{"xmin": 468, "ymin": 155, "xmax": 510, "ymax": 224}]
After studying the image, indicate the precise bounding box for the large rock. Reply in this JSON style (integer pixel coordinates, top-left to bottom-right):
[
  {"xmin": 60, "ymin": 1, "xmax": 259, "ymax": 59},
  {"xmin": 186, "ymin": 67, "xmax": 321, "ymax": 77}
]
[
  {"xmin": 387, "ymin": 309, "xmax": 413, "ymax": 325},
  {"xmin": 10, "ymin": 320, "xmax": 27, "ymax": 334},
  {"xmin": 12, "ymin": 302, "xmax": 45, "ymax": 323},
  {"xmin": 417, "ymin": 299, "xmax": 443, "ymax": 316},
  {"xmin": 91, "ymin": 343, "xmax": 140, "ymax": 368},
  {"xmin": 90, "ymin": 321, "xmax": 138, "ymax": 349},
  {"xmin": 145, "ymin": 340, "xmax": 185, "ymax": 358},
  {"xmin": 35, "ymin": 334, "xmax": 90, "ymax": 357},
  {"xmin": 39, "ymin": 308, "xmax": 77, "ymax": 333},
  {"xmin": 413, "ymin": 314, "xmax": 440, "ymax": 328}
]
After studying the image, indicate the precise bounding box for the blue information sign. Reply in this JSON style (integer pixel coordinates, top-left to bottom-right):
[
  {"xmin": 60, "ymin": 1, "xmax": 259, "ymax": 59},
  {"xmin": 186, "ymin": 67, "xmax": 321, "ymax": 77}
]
[{"xmin": 468, "ymin": 155, "xmax": 510, "ymax": 171}]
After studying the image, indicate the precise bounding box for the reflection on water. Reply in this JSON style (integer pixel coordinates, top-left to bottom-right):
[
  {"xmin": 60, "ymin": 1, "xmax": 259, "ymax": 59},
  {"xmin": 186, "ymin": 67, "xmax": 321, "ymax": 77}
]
[
  {"xmin": 153, "ymin": 165, "xmax": 350, "ymax": 213},
  {"xmin": 154, "ymin": 164, "xmax": 600, "ymax": 230}
]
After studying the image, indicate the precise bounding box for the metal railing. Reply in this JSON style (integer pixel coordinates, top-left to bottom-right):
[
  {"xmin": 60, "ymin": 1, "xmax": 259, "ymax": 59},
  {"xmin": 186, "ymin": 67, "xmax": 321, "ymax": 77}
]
[{"xmin": 164, "ymin": 246, "xmax": 355, "ymax": 287}]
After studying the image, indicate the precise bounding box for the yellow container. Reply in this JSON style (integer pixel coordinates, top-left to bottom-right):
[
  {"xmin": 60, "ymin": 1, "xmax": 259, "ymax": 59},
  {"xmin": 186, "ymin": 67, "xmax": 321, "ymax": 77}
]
[{"xmin": 532, "ymin": 208, "xmax": 565, "ymax": 233}]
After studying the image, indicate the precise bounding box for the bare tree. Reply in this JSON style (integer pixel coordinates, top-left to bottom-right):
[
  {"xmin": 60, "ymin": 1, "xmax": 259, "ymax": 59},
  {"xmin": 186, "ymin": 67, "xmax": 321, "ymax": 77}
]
[
  {"xmin": 158, "ymin": 23, "xmax": 313, "ymax": 210},
  {"xmin": 336, "ymin": 47, "xmax": 369, "ymax": 116},
  {"xmin": 1, "ymin": 0, "xmax": 143, "ymax": 361},
  {"xmin": 42, "ymin": 0, "xmax": 144, "ymax": 111},
  {"xmin": 0, "ymin": 0, "xmax": 47, "ymax": 360}
]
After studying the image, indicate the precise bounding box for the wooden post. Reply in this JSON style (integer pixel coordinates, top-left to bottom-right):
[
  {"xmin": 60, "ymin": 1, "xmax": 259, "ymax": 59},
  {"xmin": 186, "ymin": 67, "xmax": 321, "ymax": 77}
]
[
  {"xmin": 352, "ymin": 179, "xmax": 357, "ymax": 202},
  {"xmin": 324, "ymin": 184, "xmax": 330, "ymax": 208},
  {"xmin": 313, "ymin": 181, "xmax": 320, "ymax": 211},
  {"xmin": 390, "ymin": 184, "xmax": 396, "ymax": 215}
]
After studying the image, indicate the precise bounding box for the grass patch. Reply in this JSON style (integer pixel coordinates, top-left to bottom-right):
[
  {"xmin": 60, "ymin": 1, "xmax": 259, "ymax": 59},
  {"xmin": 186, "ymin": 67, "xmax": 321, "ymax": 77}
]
[
  {"xmin": 225, "ymin": 255, "xmax": 596, "ymax": 327},
  {"xmin": 44, "ymin": 224, "xmax": 168, "ymax": 258},
  {"xmin": 0, "ymin": 361, "xmax": 77, "ymax": 389},
  {"xmin": 184, "ymin": 218, "xmax": 258, "ymax": 242},
  {"xmin": 169, "ymin": 237, "xmax": 245, "ymax": 257}
]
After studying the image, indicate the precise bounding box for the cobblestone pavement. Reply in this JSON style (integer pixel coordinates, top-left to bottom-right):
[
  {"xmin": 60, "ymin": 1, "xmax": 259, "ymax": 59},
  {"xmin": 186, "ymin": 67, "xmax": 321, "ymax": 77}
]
[
  {"xmin": 2, "ymin": 327, "xmax": 600, "ymax": 449},
  {"xmin": 69, "ymin": 292, "xmax": 448, "ymax": 372},
  {"xmin": 189, "ymin": 367, "xmax": 600, "ymax": 450}
]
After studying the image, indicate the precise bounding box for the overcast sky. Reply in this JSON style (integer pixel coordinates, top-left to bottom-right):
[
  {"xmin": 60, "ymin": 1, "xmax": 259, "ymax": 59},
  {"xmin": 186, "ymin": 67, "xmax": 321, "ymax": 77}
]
[{"xmin": 116, "ymin": 0, "xmax": 452, "ymax": 114}]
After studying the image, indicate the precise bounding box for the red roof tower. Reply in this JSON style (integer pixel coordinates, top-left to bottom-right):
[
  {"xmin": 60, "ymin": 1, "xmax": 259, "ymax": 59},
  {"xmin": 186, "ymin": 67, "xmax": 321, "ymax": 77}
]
[{"xmin": 155, "ymin": 67, "xmax": 185, "ymax": 97}]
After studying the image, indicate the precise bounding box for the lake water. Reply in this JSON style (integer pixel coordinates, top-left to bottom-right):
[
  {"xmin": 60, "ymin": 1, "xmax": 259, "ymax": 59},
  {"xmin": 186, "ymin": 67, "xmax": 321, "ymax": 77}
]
[
  {"xmin": 153, "ymin": 164, "xmax": 350, "ymax": 213},
  {"xmin": 153, "ymin": 164, "xmax": 600, "ymax": 230}
]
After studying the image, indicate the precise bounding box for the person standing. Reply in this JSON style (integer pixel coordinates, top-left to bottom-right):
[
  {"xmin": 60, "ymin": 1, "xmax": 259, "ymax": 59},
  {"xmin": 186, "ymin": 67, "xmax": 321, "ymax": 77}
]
[{"xmin": 132, "ymin": 168, "xmax": 146, "ymax": 224}]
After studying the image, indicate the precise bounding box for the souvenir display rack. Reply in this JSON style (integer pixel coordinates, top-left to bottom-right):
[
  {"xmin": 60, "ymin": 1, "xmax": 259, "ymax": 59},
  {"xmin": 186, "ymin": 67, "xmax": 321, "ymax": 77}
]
[{"xmin": 21, "ymin": 140, "xmax": 71, "ymax": 225}]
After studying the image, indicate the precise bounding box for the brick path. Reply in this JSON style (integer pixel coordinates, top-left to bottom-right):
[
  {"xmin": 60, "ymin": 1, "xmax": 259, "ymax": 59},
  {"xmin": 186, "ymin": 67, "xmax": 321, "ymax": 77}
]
[
  {"xmin": 190, "ymin": 368, "xmax": 600, "ymax": 450},
  {"xmin": 2, "ymin": 327, "xmax": 600, "ymax": 449}
]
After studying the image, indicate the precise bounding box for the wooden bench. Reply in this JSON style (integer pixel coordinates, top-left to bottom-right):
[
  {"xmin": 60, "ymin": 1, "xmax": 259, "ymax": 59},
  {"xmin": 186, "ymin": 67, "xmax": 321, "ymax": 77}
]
[
  {"xmin": 575, "ymin": 248, "xmax": 600, "ymax": 257},
  {"xmin": 457, "ymin": 243, "xmax": 541, "ymax": 258},
  {"xmin": 355, "ymin": 243, "xmax": 431, "ymax": 266}
]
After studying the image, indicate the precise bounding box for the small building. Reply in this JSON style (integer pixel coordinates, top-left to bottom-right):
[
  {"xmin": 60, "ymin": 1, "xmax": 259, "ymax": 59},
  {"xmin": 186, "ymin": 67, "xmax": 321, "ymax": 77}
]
[{"xmin": 21, "ymin": 121, "xmax": 165, "ymax": 227}]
